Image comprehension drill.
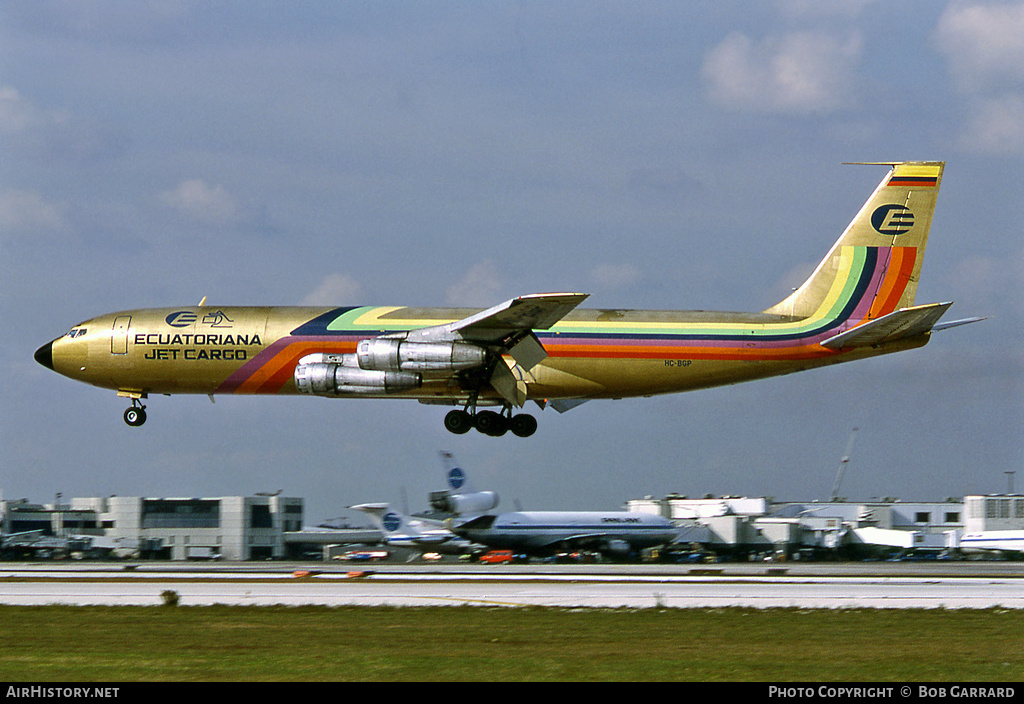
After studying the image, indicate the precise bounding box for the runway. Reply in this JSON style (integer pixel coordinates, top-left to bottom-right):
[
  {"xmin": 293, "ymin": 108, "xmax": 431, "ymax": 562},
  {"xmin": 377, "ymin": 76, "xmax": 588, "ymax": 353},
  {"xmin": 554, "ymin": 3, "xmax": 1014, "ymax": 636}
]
[{"xmin": 2, "ymin": 562, "xmax": 1022, "ymax": 608}]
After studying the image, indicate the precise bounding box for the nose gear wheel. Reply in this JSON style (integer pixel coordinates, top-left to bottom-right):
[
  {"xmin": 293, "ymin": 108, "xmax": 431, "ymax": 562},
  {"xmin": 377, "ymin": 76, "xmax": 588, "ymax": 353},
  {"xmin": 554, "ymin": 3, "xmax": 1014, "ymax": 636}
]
[{"xmin": 123, "ymin": 399, "xmax": 147, "ymax": 427}]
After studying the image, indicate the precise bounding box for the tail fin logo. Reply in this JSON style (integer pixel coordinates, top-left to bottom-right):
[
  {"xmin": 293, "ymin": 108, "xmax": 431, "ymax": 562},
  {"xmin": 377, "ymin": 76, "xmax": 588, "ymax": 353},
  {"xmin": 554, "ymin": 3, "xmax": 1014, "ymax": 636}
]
[
  {"xmin": 447, "ymin": 467, "xmax": 466, "ymax": 490},
  {"xmin": 382, "ymin": 512, "xmax": 401, "ymax": 532},
  {"xmin": 872, "ymin": 204, "xmax": 915, "ymax": 236}
]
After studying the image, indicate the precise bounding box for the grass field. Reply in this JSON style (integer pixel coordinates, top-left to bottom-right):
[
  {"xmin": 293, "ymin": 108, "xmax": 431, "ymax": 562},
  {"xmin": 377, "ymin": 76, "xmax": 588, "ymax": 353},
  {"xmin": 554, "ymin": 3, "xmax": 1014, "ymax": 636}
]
[{"xmin": 1, "ymin": 605, "xmax": 1022, "ymax": 681}]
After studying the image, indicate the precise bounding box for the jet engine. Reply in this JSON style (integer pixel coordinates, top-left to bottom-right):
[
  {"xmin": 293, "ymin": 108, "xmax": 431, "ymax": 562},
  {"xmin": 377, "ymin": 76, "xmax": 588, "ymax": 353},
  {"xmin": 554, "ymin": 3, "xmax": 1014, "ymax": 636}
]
[
  {"xmin": 429, "ymin": 490, "xmax": 500, "ymax": 515},
  {"xmin": 357, "ymin": 338, "xmax": 486, "ymax": 372},
  {"xmin": 294, "ymin": 353, "xmax": 421, "ymax": 396}
]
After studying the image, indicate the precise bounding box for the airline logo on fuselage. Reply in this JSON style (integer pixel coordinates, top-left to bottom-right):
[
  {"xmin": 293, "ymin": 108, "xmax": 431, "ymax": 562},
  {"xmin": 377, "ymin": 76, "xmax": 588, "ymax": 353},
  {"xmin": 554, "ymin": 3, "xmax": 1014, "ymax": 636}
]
[
  {"xmin": 165, "ymin": 311, "xmax": 198, "ymax": 327},
  {"xmin": 202, "ymin": 310, "xmax": 234, "ymax": 327},
  {"xmin": 871, "ymin": 204, "xmax": 914, "ymax": 235},
  {"xmin": 166, "ymin": 310, "xmax": 235, "ymax": 328}
]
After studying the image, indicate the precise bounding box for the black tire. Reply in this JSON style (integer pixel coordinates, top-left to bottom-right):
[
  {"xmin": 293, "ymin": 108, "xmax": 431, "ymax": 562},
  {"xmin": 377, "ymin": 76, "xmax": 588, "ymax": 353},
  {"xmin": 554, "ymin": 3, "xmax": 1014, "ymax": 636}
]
[
  {"xmin": 444, "ymin": 410, "xmax": 472, "ymax": 434},
  {"xmin": 474, "ymin": 410, "xmax": 508, "ymax": 436},
  {"xmin": 124, "ymin": 407, "xmax": 147, "ymax": 427},
  {"xmin": 509, "ymin": 413, "xmax": 538, "ymax": 437}
]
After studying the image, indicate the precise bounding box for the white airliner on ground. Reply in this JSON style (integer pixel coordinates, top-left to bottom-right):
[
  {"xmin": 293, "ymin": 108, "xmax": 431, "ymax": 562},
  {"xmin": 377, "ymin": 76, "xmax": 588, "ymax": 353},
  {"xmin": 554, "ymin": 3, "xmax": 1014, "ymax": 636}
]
[
  {"xmin": 349, "ymin": 502, "xmax": 480, "ymax": 557},
  {"xmin": 959, "ymin": 531, "xmax": 1024, "ymax": 558},
  {"xmin": 450, "ymin": 510, "xmax": 680, "ymax": 559}
]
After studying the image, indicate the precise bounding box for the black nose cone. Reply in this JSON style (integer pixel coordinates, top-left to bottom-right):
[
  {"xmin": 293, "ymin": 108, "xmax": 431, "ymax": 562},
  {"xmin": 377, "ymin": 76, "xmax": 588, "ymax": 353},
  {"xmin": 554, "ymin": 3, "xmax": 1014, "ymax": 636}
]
[{"xmin": 34, "ymin": 341, "xmax": 54, "ymax": 370}]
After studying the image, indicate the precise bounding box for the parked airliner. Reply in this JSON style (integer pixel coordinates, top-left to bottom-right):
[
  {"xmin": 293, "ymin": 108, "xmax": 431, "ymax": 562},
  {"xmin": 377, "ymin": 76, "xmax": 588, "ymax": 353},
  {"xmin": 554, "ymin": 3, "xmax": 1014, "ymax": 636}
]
[
  {"xmin": 450, "ymin": 510, "xmax": 680, "ymax": 559},
  {"xmin": 349, "ymin": 503, "xmax": 480, "ymax": 558}
]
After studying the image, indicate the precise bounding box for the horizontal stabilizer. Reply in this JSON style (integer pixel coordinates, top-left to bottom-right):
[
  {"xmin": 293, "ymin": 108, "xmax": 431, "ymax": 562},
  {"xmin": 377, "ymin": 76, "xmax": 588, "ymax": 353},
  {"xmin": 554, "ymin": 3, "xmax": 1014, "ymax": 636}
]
[
  {"xmin": 820, "ymin": 302, "xmax": 953, "ymax": 350},
  {"xmin": 932, "ymin": 316, "xmax": 988, "ymax": 332}
]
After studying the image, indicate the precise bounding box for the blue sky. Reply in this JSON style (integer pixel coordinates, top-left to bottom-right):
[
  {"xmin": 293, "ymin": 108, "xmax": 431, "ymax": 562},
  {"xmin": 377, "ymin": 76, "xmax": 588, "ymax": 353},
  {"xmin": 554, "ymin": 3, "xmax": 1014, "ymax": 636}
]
[{"xmin": 2, "ymin": 1, "xmax": 1021, "ymax": 522}]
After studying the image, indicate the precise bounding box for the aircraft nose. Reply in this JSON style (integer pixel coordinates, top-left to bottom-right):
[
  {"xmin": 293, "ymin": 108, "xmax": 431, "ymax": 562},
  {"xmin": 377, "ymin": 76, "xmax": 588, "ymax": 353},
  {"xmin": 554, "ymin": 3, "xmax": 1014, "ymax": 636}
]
[{"xmin": 34, "ymin": 341, "xmax": 55, "ymax": 370}]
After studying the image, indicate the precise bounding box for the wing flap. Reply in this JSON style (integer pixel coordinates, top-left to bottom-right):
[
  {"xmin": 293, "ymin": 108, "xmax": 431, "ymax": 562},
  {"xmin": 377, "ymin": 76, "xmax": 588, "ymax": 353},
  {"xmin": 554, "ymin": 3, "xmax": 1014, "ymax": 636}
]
[
  {"xmin": 821, "ymin": 302, "xmax": 953, "ymax": 350},
  {"xmin": 490, "ymin": 360, "xmax": 527, "ymax": 407},
  {"xmin": 507, "ymin": 332, "xmax": 548, "ymax": 371}
]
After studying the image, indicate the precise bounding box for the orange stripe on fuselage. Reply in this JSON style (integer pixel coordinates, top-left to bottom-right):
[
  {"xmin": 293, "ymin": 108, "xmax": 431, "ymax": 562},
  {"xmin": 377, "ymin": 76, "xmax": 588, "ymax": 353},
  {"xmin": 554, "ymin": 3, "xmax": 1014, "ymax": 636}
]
[{"xmin": 235, "ymin": 341, "xmax": 356, "ymax": 394}]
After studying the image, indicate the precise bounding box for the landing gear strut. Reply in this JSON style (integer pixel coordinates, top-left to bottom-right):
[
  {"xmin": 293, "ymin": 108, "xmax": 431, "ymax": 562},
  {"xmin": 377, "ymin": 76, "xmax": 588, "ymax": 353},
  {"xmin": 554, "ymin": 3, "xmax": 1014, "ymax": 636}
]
[
  {"xmin": 123, "ymin": 399, "xmax": 147, "ymax": 427},
  {"xmin": 443, "ymin": 363, "xmax": 538, "ymax": 437}
]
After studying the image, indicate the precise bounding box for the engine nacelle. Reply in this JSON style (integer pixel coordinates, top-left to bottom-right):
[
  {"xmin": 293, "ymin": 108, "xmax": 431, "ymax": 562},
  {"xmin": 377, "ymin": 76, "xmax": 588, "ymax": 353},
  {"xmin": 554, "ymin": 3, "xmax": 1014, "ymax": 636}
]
[
  {"xmin": 357, "ymin": 338, "xmax": 486, "ymax": 372},
  {"xmin": 429, "ymin": 490, "xmax": 500, "ymax": 515},
  {"xmin": 294, "ymin": 353, "xmax": 421, "ymax": 396}
]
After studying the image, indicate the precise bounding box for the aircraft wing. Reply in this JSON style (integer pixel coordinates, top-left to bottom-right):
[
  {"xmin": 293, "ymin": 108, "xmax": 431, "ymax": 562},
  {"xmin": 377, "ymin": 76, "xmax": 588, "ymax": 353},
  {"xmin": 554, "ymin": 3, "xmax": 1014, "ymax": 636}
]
[
  {"xmin": 450, "ymin": 293, "xmax": 590, "ymax": 339},
  {"xmin": 821, "ymin": 302, "xmax": 955, "ymax": 350},
  {"xmin": 404, "ymin": 293, "xmax": 589, "ymax": 407},
  {"xmin": 406, "ymin": 292, "xmax": 587, "ymax": 345}
]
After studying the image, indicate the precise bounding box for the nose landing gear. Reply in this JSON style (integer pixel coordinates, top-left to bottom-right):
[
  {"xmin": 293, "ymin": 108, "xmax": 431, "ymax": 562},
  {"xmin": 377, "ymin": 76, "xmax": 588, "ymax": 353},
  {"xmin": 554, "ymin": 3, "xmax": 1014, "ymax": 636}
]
[{"xmin": 123, "ymin": 399, "xmax": 147, "ymax": 427}]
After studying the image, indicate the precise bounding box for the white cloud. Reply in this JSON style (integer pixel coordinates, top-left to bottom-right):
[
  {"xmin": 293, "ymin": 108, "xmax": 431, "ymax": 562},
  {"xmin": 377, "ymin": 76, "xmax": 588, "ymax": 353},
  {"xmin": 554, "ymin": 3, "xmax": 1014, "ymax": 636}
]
[
  {"xmin": 589, "ymin": 263, "xmax": 642, "ymax": 290},
  {"xmin": 701, "ymin": 31, "xmax": 863, "ymax": 114},
  {"xmin": 0, "ymin": 85, "xmax": 71, "ymax": 138},
  {"xmin": 0, "ymin": 86, "xmax": 39, "ymax": 133},
  {"xmin": 959, "ymin": 93, "xmax": 1024, "ymax": 154},
  {"xmin": 0, "ymin": 190, "xmax": 67, "ymax": 235},
  {"xmin": 158, "ymin": 179, "xmax": 239, "ymax": 225},
  {"xmin": 934, "ymin": 2, "xmax": 1024, "ymax": 93},
  {"xmin": 300, "ymin": 273, "xmax": 363, "ymax": 306},
  {"xmin": 445, "ymin": 259, "xmax": 503, "ymax": 306}
]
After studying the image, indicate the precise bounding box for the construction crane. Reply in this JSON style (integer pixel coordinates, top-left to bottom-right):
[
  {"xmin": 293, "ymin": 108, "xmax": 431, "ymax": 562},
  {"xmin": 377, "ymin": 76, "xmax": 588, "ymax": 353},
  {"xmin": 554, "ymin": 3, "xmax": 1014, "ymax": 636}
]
[{"xmin": 829, "ymin": 427, "xmax": 859, "ymax": 502}]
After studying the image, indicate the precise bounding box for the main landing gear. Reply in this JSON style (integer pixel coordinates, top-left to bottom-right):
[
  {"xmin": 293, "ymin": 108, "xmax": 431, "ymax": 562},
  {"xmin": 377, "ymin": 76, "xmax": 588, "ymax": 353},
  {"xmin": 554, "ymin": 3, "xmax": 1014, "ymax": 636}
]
[
  {"xmin": 444, "ymin": 408, "xmax": 538, "ymax": 437},
  {"xmin": 123, "ymin": 399, "xmax": 147, "ymax": 427}
]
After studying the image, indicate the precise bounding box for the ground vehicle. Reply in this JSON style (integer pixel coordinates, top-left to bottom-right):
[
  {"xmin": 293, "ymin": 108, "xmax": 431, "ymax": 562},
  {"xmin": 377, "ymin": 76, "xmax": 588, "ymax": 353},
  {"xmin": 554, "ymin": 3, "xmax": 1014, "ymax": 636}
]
[{"xmin": 479, "ymin": 550, "xmax": 515, "ymax": 564}]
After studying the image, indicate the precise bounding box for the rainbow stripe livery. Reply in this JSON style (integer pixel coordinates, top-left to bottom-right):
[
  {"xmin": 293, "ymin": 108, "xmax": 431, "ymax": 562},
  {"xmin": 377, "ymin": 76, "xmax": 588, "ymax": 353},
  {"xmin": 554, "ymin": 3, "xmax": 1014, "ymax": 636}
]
[{"xmin": 36, "ymin": 162, "xmax": 978, "ymax": 436}]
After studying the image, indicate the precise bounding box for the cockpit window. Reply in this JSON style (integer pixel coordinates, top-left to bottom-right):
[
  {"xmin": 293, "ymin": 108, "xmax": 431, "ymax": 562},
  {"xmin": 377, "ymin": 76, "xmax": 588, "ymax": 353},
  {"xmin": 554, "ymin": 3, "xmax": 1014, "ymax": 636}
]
[{"xmin": 65, "ymin": 328, "xmax": 87, "ymax": 339}]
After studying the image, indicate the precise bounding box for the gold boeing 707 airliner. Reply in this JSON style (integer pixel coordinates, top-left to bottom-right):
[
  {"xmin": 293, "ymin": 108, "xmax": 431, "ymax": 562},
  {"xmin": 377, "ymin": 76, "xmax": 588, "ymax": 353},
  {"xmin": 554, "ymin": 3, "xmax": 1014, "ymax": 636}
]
[{"xmin": 35, "ymin": 162, "xmax": 981, "ymax": 437}]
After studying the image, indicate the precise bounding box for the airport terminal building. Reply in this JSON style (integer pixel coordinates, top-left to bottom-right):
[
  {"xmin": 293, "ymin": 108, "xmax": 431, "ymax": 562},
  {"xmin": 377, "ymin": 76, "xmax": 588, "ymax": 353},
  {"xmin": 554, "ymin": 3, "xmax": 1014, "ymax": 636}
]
[
  {"xmin": 2, "ymin": 492, "xmax": 1022, "ymax": 561},
  {"xmin": 626, "ymin": 494, "xmax": 975, "ymax": 558},
  {"xmin": 1, "ymin": 495, "xmax": 304, "ymax": 560}
]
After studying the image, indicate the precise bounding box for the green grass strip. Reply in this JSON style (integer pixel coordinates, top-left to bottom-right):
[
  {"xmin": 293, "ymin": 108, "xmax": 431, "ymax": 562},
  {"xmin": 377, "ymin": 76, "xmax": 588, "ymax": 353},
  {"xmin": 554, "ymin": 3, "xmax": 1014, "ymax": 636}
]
[{"xmin": 0, "ymin": 605, "xmax": 1022, "ymax": 681}]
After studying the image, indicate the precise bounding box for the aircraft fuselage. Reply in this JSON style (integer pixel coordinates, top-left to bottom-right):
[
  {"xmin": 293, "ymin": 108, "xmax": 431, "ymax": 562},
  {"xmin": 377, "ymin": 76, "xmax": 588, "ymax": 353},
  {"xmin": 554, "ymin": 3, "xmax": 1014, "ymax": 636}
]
[{"xmin": 36, "ymin": 303, "xmax": 927, "ymax": 402}]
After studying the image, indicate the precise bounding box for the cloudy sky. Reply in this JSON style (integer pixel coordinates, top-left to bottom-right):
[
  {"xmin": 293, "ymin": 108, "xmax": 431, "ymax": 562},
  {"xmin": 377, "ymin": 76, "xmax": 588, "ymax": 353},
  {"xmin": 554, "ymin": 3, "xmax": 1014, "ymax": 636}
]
[{"xmin": 2, "ymin": 1, "xmax": 1021, "ymax": 523}]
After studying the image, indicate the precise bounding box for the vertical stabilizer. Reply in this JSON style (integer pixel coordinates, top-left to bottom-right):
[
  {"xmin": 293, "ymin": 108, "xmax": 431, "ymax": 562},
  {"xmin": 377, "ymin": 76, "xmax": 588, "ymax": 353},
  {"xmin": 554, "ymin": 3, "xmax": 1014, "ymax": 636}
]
[
  {"xmin": 765, "ymin": 162, "xmax": 944, "ymax": 320},
  {"xmin": 349, "ymin": 503, "xmax": 409, "ymax": 535}
]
